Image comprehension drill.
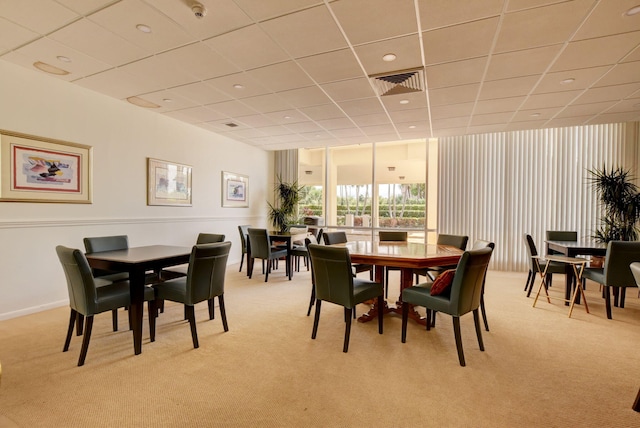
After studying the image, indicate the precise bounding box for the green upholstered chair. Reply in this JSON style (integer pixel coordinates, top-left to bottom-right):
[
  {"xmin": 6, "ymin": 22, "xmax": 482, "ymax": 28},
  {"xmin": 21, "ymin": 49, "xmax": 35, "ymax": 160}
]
[
  {"xmin": 322, "ymin": 231, "xmax": 374, "ymax": 280},
  {"xmin": 307, "ymin": 244, "xmax": 384, "ymax": 353},
  {"xmin": 414, "ymin": 234, "xmax": 468, "ymax": 283},
  {"xmin": 523, "ymin": 234, "xmax": 567, "ymax": 297},
  {"xmin": 471, "ymin": 240, "xmax": 495, "ymax": 331},
  {"xmin": 162, "ymin": 233, "xmax": 226, "ymax": 279},
  {"xmin": 379, "ymin": 231, "xmax": 408, "ymax": 298},
  {"xmin": 238, "ymin": 225, "xmax": 251, "ymax": 273},
  {"xmin": 247, "ymin": 228, "xmax": 289, "ymax": 282},
  {"xmin": 582, "ymin": 241, "xmax": 640, "ymax": 319},
  {"xmin": 56, "ymin": 245, "xmax": 156, "ymax": 366},
  {"xmin": 152, "ymin": 242, "xmax": 232, "ymax": 348},
  {"xmin": 401, "ymin": 247, "xmax": 493, "ymax": 366},
  {"xmin": 83, "ymin": 235, "xmax": 130, "ymax": 283}
]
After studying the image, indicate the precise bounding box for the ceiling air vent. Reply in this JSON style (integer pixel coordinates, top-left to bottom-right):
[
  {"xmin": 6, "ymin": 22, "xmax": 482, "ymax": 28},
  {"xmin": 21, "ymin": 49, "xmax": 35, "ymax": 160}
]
[
  {"xmin": 225, "ymin": 122, "xmax": 239, "ymax": 128},
  {"xmin": 369, "ymin": 67, "xmax": 425, "ymax": 96}
]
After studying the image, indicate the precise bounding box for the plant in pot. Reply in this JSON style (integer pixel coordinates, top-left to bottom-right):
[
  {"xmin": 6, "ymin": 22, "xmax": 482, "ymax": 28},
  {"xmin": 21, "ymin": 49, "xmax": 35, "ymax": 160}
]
[
  {"xmin": 588, "ymin": 165, "xmax": 640, "ymax": 243},
  {"xmin": 268, "ymin": 176, "xmax": 305, "ymax": 233}
]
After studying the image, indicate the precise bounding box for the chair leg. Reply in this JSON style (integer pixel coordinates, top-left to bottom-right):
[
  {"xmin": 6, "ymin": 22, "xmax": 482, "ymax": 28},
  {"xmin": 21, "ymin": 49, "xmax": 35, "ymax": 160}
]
[
  {"xmin": 311, "ymin": 300, "xmax": 321, "ymax": 339},
  {"xmin": 425, "ymin": 309, "xmax": 432, "ymax": 331},
  {"xmin": 480, "ymin": 295, "xmax": 489, "ymax": 332},
  {"xmin": 208, "ymin": 299, "xmax": 215, "ymax": 320},
  {"xmin": 265, "ymin": 259, "xmax": 270, "ymax": 282},
  {"xmin": 605, "ymin": 286, "xmax": 612, "ymax": 319},
  {"xmin": 248, "ymin": 257, "xmax": 254, "ymax": 279},
  {"xmin": 239, "ymin": 253, "xmax": 245, "ymax": 272},
  {"xmin": 473, "ymin": 309, "xmax": 485, "ymax": 352},
  {"xmin": 63, "ymin": 309, "xmax": 77, "ymax": 352},
  {"xmin": 76, "ymin": 314, "xmax": 84, "ymax": 336},
  {"xmin": 524, "ymin": 270, "xmax": 532, "ymax": 291},
  {"xmin": 377, "ymin": 295, "xmax": 383, "ymax": 334},
  {"xmin": 452, "ymin": 316, "xmax": 465, "ymax": 367},
  {"xmin": 307, "ymin": 283, "xmax": 315, "ymax": 317},
  {"xmin": 401, "ymin": 302, "xmax": 408, "ymax": 342},
  {"xmin": 385, "ymin": 268, "xmax": 389, "ymax": 298},
  {"xmin": 219, "ymin": 295, "xmax": 229, "ymax": 332},
  {"xmin": 148, "ymin": 300, "xmax": 156, "ymax": 342},
  {"xmin": 112, "ymin": 309, "xmax": 118, "ymax": 332},
  {"xmin": 620, "ymin": 287, "xmax": 627, "ymax": 308},
  {"xmin": 369, "ymin": 269, "xmax": 373, "ymax": 281},
  {"xmin": 185, "ymin": 305, "xmax": 199, "ymax": 349},
  {"xmin": 78, "ymin": 315, "xmax": 94, "ymax": 366},
  {"xmin": 526, "ymin": 272, "xmax": 537, "ymax": 297},
  {"xmin": 614, "ymin": 286, "xmax": 620, "ymax": 307},
  {"xmin": 343, "ymin": 308, "xmax": 352, "ymax": 353}
]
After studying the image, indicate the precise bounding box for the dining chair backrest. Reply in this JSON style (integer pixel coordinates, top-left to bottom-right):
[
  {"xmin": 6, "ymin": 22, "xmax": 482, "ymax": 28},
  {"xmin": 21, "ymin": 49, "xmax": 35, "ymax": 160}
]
[
  {"xmin": 437, "ymin": 234, "xmax": 468, "ymax": 250},
  {"xmin": 83, "ymin": 235, "xmax": 128, "ymax": 253},
  {"xmin": 185, "ymin": 242, "xmax": 232, "ymax": 305},
  {"xmin": 602, "ymin": 241, "xmax": 640, "ymax": 287},
  {"xmin": 323, "ymin": 231, "xmax": 348, "ymax": 245},
  {"xmin": 196, "ymin": 233, "xmax": 225, "ymax": 244},
  {"xmin": 379, "ymin": 231, "xmax": 408, "ymax": 242},
  {"xmin": 247, "ymin": 228, "xmax": 273, "ymax": 259},
  {"xmin": 315, "ymin": 228, "xmax": 324, "ymax": 244},
  {"xmin": 524, "ymin": 234, "xmax": 539, "ymax": 266},
  {"xmin": 238, "ymin": 225, "xmax": 251, "ymax": 251},
  {"xmin": 472, "ymin": 239, "xmax": 495, "ymax": 251},
  {"xmin": 56, "ymin": 245, "xmax": 101, "ymax": 316},
  {"xmin": 448, "ymin": 247, "xmax": 493, "ymax": 317},
  {"xmin": 307, "ymin": 244, "xmax": 356, "ymax": 308}
]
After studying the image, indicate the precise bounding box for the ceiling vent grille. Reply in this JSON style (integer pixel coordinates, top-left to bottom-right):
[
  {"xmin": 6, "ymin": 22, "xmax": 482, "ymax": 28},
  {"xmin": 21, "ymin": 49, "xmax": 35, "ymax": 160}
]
[{"xmin": 369, "ymin": 67, "xmax": 425, "ymax": 96}]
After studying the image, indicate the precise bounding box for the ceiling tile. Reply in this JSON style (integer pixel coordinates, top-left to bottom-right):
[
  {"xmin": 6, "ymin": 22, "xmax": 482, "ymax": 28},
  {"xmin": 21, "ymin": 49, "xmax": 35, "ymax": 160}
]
[
  {"xmin": 154, "ymin": 43, "xmax": 240, "ymax": 81},
  {"xmin": 316, "ymin": 117, "xmax": 356, "ymax": 130},
  {"xmin": 604, "ymin": 98, "xmax": 640, "ymax": 114},
  {"xmin": 550, "ymin": 32, "xmax": 640, "ymax": 71},
  {"xmin": 533, "ymin": 66, "xmax": 611, "ymax": 94},
  {"xmin": 75, "ymin": 67, "xmax": 161, "ymax": 99},
  {"xmin": 278, "ymin": 86, "xmax": 332, "ymax": 108},
  {"xmin": 486, "ymin": 45, "xmax": 562, "ymax": 81},
  {"xmin": 169, "ymin": 81, "xmax": 232, "ymax": 105},
  {"xmin": 263, "ymin": 109, "xmax": 310, "ymax": 125},
  {"xmin": 511, "ymin": 107, "xmax": 562, "ymax": 122},
  {"xmin": 432, "ymin": 116, "xmax": 468, "ymax": 129},
  {"xmin": 205, "ymin": 72, "xmax": 271, "ymax": 99},
  {"xmin": 284, "ymin": 121, "xmax": 324, "ymax": 133},
  {"xmin": 237, "ymin": 93, "xmax": 293, "ymax": 113},
  {"xmin": 297, "ymin": 49, "xmax": 363, "ymax": 83},
  {"xmin": 168, "ymin": 106, "xmax": 228, "ymax": 123},
  {"xmin": 520, "ymin": 90, "xmax": 583, "ymax": 110},
  {"xmin": 474, "ymin": 97, "xmax": 524, "ymax": 115},
  {"xmin": 88, "ymin": 0, "xmax": 193, "ymax": 54},
  {"xmin": 338, "ymin": 98, "xmax": 386, "ymax": 116},
  {"xmin": 351, "ymin": 113, "xmax": 391, "ymax": 127},
  {"xmin": 426, "ymin": 56, "xmax": 488, "ymax": 89},
  {"xmin": 470, "ymin": 111, "xmax": 514, "ymax": 126},
  {"xmin": 0, "ymin": 17, "xmax": 38, "ymax": 54},
  {"xmin": 593, "ymin": 61, "xmax": 640, "ymax": 87},
  {"xmin": 298, "ymin": 103, "xmax": 347, "ymax": 120},
  {"xmin": 55, "ymin": 0, "xmax": 115, "ymax": 15},
  {"xmin": 387, "ymin": 108, "xmax": 430, "ymax": 123},
  {"xmin": 555, "ymin": 101, "xmax": 618, "ymax": 118},
  {"xmin": 136, "ymin": 89, "xmax": 199, "ymax": 113},
  {"xmin": 429, "ymin": 83, "xmax": 480, "ymax": 106},
  {"xmin": 381, "ymin": 92, "xmax": 428, "ymax": 112},
  {"xmin": 260, "ymin": 5, "xmax": 347, "ymax": 58},
  {"xmin": 232, "ymin": 0, "xmax": 322, "ymax": 21},
  {"xmin": 0, "ymin": 0, "xmax": 78, "ymax": 34},
  {"xmin": 119, "ymin": 56, "xmax": 195, "ymax": 90},
  {"xmin": 204, "ymin": 25, "xmax": 289, "ymax": 71},
  {"xmin": 418, "ymin": 0, "xmax": 504, "ymax": 30},
  {"xmin": 331, "ymin": 0, "xmax": 418, "ymax": 44},
  {"xmin": 49, "ymin": 18, "xmax": 146, "ymax": 66},
  {"xmin": 494, "ymin": 0, "xmax": 594, "ymax": 53},
  {"xmin": 208, "ymin": 99, "xmax": 259, "ymax": 117},
  {"xmin": 479, "ymin": 75, "xmax": 539, "ymax": 100},
  {"xmin": 573, "ymin": 83, "xmax": 640, "ymax": 104},
  {"xmin": 246, "ymin": 61, "xmax": 315, "ymax": 92},
  {"xmin": 573, "ymin": 0, "xmax": 640, "ymax": 40},
  {"xmin": 232, "ymin": 114, "xmax": 277, "ymax": 128},
  {"xmin": 321, "ymin": 78, "xmax": 377, "ymax": 102},
  {"xmin": 423, "ymin": 17, "xmax": 499, "ymax": 65},
  {"xmin": 430, "ymin": 102, "xmax": 475, "ymax": 119},
  {"xmin": 354, "ymin": 35, "xmax": 423, "ymax": 76}
]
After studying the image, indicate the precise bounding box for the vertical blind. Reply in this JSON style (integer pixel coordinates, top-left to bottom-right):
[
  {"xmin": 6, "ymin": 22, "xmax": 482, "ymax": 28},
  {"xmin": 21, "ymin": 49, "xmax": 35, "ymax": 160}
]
[{"xmin": 438, "ymin": 123, "xmax": 633, "ymax": 271}]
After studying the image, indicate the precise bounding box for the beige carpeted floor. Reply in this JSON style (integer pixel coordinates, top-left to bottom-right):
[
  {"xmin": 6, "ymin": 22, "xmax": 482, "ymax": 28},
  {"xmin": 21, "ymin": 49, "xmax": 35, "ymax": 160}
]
[{"xmin": 1, "ymin": 265, "xmax": 640, "ymax": 427}]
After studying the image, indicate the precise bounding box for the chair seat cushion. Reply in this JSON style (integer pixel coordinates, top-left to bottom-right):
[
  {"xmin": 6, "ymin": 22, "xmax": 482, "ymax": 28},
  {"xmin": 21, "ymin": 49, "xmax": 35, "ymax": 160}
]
[
  {"xmin": 582, "ymin": 267, "xmax": 604, "ymax": 284},
  {"xmin": 352, "ymin": 279, "xmax": 384, "ymax": 306},
  {"xmin": 402, "ymin": 285, "xmax": 453, "ymax": 314},
  {"xmin": 153, "ymin": 278, "xmax": 188, "ymax": 304},
  {"xmin": 430, "ymin": 269, "xmax": 456, "ymax": 296}
]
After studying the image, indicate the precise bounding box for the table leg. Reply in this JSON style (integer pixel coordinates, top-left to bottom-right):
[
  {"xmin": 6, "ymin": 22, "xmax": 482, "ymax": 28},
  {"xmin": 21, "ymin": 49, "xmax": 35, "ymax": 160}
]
[
  {"xmin": 130, "ymin": 269, "xmax": 146, "ymax": 355},
  {"xmin": 357, "ymin": 266, "xmax": 391, "ymax": 323}
]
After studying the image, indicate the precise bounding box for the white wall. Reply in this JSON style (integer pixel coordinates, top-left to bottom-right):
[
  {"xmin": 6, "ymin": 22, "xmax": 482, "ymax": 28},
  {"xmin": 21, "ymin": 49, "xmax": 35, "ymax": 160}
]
[{"xmin": 0, "ymin": 61, "xmax": 273, "ymax": 320}]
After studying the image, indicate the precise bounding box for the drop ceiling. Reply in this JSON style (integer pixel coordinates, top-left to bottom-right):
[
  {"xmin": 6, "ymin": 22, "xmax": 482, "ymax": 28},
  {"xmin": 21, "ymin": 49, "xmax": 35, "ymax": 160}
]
[{"xmin": 1, "ymin": 0, "xmax": 639, "ymax": 151}]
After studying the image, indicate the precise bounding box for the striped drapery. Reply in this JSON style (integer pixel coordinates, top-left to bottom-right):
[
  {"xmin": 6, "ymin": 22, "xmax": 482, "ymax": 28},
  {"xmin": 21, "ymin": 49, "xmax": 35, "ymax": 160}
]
[
  {"xmin": 437, "ymin": 122, "xmax": 637, "ymax": 271},
  {"xmin": 274, "ymin": 149, "xmax": 299, "ymax": 208}
]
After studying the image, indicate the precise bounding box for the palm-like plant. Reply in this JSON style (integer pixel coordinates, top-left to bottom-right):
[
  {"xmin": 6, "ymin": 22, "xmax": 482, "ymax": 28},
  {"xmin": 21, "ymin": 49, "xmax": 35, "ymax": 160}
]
[
  {"xmin": 268, "ymin": 176, "xmax": 304, "ymax": 233},
  {"xmin": 588, "ymin": 165, "xmax": 640, "ymax": 242}
]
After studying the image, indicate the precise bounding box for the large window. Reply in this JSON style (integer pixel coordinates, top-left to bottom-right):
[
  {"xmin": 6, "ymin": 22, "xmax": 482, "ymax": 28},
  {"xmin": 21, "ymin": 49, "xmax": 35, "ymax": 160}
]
[{"xmin": 298, "ymin": 148, "xmax": 325, "ymax": 228}]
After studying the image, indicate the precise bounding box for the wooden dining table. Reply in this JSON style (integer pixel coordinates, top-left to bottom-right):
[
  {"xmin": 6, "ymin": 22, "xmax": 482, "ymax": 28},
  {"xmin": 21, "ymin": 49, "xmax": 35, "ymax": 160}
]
[
  {"xmin": 337, "ymin": 240, "xmax": 464, "ymax": 325},
  {"xmin": 85, "ymin": 245, "xmax": 192, "ymax": 355},
  {"xmin": 246, "ymin": 230, "xmax": 309, "ymax": 280}
]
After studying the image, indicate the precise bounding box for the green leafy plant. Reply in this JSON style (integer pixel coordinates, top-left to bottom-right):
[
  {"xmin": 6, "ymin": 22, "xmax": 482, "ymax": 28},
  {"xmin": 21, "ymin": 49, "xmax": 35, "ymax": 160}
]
[
  {"xmin": 268, "ymin": 176, "xmax": 305, "ymax": 233},
  {"xmin": 588, "ymin": 165, "xmax": 640, "ymax": 242}
]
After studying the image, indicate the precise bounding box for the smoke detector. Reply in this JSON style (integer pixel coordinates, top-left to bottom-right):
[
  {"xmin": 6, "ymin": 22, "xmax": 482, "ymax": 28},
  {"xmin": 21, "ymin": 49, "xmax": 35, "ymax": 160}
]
[{"xmin": 191, "ymin": 2, "xmax": 206, "ymax": 19}]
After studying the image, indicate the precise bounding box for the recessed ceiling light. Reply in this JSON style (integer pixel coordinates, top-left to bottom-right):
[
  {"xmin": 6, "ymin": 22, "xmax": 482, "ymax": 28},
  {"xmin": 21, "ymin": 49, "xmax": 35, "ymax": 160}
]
[
  {"xmin": 162, "ymin": 98, "xmax": 173, "ymax": 103},
  {"xmin": 33, "ymin": 61, "xmax": 69, "ymax": 75},
  {"xmin": 126, "ymin": 96, "xmax": 160, "ymax": 108},
  {"xmin": 136, "ymin": 24, "xmax": 152, "ymax": 33},
  {"xmin": 408, "ymin": 125, "xmax": 416, "ymax": 129},
  {"xmin": 233, "ymin": 84, "xmax": 244, "ymax": 89},
  {"xmin": 56, "ymin": 56, "xmax": 71, "ymax": 63},
  {"xmin": 560, "ymin": 78, "xmax": 576, "ymax": 84},
  {"xmin": 382, "ymin": 53, "xmax": 397, "ymax": 62},
  {"xmin": 399, "ymin": 99, "xmax": 409, "ymax": 105},
  {"xmin": 623, "ymin": 5, "xmax": 640, "ymax": 16},
  {"xmin": 530, "ymin": 113, "xmax": 541, "ymax": 118}
]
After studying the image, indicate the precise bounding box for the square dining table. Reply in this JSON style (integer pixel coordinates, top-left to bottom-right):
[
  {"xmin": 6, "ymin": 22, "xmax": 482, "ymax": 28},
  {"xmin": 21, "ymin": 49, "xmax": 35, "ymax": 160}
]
[
  {"xmin": 246, "ymin": 230, "xmax": 309, "ymax": 280},
  {"xmin": 334, "ymin": 240, "xmax": 464, "ymax": 325},
  {"xmin": 85, "ymin": 245, "xmax": 192, "ymax": 355}
]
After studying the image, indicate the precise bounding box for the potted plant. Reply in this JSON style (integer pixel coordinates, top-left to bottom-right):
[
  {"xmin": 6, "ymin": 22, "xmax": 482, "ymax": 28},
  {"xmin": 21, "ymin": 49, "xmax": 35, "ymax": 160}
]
[
  {"xmin": 268, "ymin": 176, "xmax": 304, "ymax": 233},
  {"xmin": 588, "ymin": 165, "xmax": 640, "ymax": 244}
]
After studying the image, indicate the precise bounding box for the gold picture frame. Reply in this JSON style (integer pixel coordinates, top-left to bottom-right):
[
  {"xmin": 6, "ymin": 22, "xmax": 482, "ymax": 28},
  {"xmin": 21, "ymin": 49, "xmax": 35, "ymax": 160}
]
[
  {"xmin": 147, "ymin": 158, "xmax": 192, "ymax": 206},
  {"xmin": 0, "ymin": 129, "xmax": 92, "ymax": 203},
  {"xmin": 222, "ymin": 171, "xmax": 248, "ymax": 207}
]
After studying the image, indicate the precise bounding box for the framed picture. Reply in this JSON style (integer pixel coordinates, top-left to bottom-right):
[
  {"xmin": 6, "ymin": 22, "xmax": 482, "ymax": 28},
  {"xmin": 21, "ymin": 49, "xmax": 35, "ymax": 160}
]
[
  {"xmin": 147, "ymin": 158, "xmax": 192, "ymax": 206},
  {"xmin": 222, "ymin": 171, "xmax": 248, "ymax": 208},
  {"xmin": 0, "ymin": 129, "xmax": 92, "ymax": 203}
]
